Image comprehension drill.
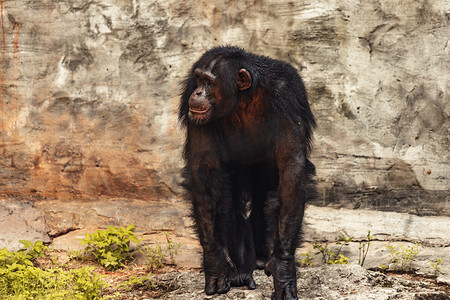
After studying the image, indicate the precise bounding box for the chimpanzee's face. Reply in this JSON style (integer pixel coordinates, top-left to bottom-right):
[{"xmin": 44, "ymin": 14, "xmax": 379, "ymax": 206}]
[
  {"xmin": 188, "ymin": 63, "xmax": 252, "ymax": 125},
  {"xmin": 188, "ymin": 68, "xmax": 222, "ymax": 124}
]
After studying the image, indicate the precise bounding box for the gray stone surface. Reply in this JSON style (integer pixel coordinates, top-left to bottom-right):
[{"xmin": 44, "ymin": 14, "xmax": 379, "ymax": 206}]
[
  {"xmin": 299, "ymin": 205, "xmax": 450, "ymax": 282},
  {"xmin": 32, "ymin": 197, "xmax": 193, "ymax": 237},
  {"xmin": 297, "ymin": 241, "xmax": 450, "ymax": 283},
  {"xmin": 303, "ymin": 205, "xmax": 450, "ymax": 245},
  {"xmin": 0, "ymin": 199, "xmax": 50, "ymax": 251},
  {"xmin": 154, "ymin": 265, "xmax": 449, "ymax": 299}
]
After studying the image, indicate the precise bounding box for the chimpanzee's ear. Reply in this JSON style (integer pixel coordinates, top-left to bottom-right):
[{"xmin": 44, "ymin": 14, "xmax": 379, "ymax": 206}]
[{"xmin": 237, "ymin": 69, "xmax": 252, "ymax": 90}]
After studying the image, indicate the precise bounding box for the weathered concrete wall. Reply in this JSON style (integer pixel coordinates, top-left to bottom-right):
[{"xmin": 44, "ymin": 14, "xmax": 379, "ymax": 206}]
[{"xmin": 0, "ymin": 0, "xmax": 448, "ymax": 238}]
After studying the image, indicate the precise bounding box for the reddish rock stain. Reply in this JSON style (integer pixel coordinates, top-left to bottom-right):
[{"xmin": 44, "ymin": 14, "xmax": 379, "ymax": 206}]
[
  {"xmin": 1, "ymin": 0, "xmax": 5, "ymax": 155},
  {"xmin": 12, "ymin": 23, "xmax": 19, "ymax": 138}
]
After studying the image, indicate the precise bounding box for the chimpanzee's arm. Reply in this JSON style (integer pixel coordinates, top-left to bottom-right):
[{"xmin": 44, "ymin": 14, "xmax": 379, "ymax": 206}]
[
  {"xmin": 186, "ymin": 127, "xmax": 236, "ymax": 295},
  {"xmin": 265, "ymin": 124, "xmax": 308, "ymax": 300}
]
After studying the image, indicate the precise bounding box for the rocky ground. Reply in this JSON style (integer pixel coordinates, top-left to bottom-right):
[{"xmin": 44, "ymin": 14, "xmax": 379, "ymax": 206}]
[{"xmin": 153, "ymin": 265, "xmax": 449, "ymax": 300}]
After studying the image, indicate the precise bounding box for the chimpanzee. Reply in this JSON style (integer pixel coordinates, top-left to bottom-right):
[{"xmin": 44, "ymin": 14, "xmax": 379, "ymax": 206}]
[{"xmin": 179, "ymin": 46, "xmax": 316, "ymax": 300}]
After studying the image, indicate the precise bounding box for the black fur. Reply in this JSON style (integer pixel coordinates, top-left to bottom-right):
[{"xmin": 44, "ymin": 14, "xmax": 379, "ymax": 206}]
[{"xmin": 179, "ymin": 46, "xmax": 316, "ymax": 300}]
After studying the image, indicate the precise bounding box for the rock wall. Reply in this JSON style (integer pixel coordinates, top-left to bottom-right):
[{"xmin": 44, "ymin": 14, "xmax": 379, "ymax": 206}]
[{"xmin": 0, "ymin": 0, "xmax": 448, "ymax": 236}]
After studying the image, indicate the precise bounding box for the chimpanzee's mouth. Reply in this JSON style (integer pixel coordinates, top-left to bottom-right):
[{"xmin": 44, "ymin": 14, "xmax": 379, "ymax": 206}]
[
  {"xmin": 189, "ymin": 107, "xmax": 210, "ymax": 114},
  {"xmin": 189, "ymin": 107, "xmax": 212, "ymax": 124}
]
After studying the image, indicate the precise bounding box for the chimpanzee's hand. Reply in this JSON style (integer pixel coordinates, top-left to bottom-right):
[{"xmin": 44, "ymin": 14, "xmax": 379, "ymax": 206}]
[
  {"xmin": 205, "ymin": 269, "xmax": 257, "ymax": 294},
  {"xmin": 265, "ymin": 255, "xmax": 298, "ymax": 300},
  {"xmin": 204, "ymin": 248, "xmax": 231, "ymax": 295},
  {"xmin": 204, "ymin": 271, "xmax": 256, "ymax": 294},
  {"xmin": 205, "ymin": 272, "xmax": 231, "ymax": 295},
  {"xmin": 203, "ymin": 247, "xmax": 256, "ymax": 295}
]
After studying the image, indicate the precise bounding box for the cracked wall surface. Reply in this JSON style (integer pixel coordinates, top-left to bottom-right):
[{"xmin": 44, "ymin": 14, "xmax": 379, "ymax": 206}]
[{"xmin": 0, "ymin": 0, "xmax": 448, "ymax": 235}]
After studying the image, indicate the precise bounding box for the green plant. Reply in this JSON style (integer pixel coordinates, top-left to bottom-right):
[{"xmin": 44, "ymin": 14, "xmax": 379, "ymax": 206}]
[
  {"xmin": 358, "ymin": 230, "xmax": 373, "ymax": 267},
  {"xmin": 430, "ymin": 257, "xmax": 443, "ymax": 277},
  {"xmin": 118, "ymin": 273, "xmax": 176, "ymax": 298},
  {"xmin": 18, "ymin": 240, "xmax": 47, "ymax": 261},
  {"xmin": 163, "ymin": 232, "xmax": 181, "ymax": 264},
  {"xmin": 298, "ymin": 251, "xmax": 315, "ymax": 267},
  {"xmin": 0, "ymin": 265, "xmax": 106, "ymax": 299},
  {"xmin": 69, "ymin": 249, "xmax": 84, "ymax": 261},
  {"xmin": 385, "ymin": 241, "xmax": 420, "ymax": 271},
  {"xmin": 119, "ymin": 274, "xmax": 156, "ymax": 291},
  {"xmin": 80, "ymin": 224, "xmax": 142, "ymax": 270},
  {"xmin": 140, "ymin": 232, "xmax": 181, "ymax": 270},
  {"xmin": 0, "ymin": 240, "xmax": 47, "ymax": 268},
  {"xmin": 328, "ymin": 254, "xmax": 349, "ymax": 264},
  {"xmin": 142, "ymin": 244, "xmax": 165, "ymax": 270},
  {"xmin": 313, "ymin": 234, "xmax": 353, "ymax": 265},
  {"xmin": 0, "ymin": 241, "xmax": 106, "ymax": 299}
]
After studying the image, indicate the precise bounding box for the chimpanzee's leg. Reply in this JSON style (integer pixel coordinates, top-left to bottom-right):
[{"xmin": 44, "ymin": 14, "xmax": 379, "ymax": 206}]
[
  {"xmin": 226, "ymin": 210, "xmax": 257, "ymax": 289},
  {"xmin": 221, "ymin": 169, "xmax": 256, "ymax": 289},
  {"xmin": 247, "ymin": 163, "xmax": 279, "ymax": 269}
]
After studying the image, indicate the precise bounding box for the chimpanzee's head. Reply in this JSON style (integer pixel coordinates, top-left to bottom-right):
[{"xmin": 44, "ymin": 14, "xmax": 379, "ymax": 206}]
[{"xmin": 186, "ymin": 57, "xmax": 252, "ymax": 125}]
